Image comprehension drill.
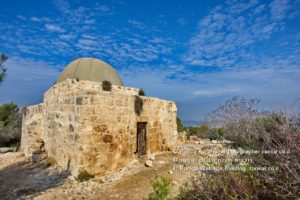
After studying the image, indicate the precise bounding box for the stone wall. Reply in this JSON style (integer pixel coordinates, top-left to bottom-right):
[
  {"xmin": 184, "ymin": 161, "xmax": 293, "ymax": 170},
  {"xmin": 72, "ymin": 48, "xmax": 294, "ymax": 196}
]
[
  {"xmin": 139, "ymin": 96, "xmax": 178, "ymax": 154},
  {"xmin": 24, "ymin": 79, "xmax": 178, "ymax": 176},
  {"xmin": 21, "ymin": 103, "xmax": 44, "ymax": 156}
]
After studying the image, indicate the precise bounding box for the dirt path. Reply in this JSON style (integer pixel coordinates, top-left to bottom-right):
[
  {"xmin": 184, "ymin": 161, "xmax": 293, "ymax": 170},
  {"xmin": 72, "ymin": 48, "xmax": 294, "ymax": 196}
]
[
  {"xmin": 0, "ymin": 141, "xmax": 227, "ymax": 200},
  {"xmin": 32, "ymin": 153, "xmax": 195, "ymax": 200},
  {"xmin": 0, "ymin": 153, "xmax": 68, "ymax": 200}
]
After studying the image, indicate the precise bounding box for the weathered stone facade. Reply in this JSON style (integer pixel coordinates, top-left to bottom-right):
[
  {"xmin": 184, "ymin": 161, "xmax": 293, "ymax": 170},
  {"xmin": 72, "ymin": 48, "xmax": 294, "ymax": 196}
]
[{"xmin": 21, "ymin": 79, "xmax": 178, "ymax": 176}]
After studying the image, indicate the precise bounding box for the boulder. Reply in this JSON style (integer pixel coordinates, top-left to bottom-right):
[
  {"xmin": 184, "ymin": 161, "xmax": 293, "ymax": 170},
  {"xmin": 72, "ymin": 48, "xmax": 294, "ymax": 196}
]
[
  {"xmin": 0, "ymin": 147, "xmax": 15, "ymax": 153},
  {"xmin": 145, "ymin": 160, "xmax": 153, "ymax": 167},
  {"xmin": 190, "ymin": 136, "xmax": 200, "ymax": 141},
  {"xmin": 148, "ymin": 154, "xmax": 156, "ymax": 161}
]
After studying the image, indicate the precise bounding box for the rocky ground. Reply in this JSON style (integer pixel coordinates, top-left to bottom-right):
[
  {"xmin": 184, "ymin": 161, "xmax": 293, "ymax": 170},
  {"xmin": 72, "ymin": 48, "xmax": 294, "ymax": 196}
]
[{"xmin": 0, "ymin": 140, "xmax": 229, "ymax": 200}]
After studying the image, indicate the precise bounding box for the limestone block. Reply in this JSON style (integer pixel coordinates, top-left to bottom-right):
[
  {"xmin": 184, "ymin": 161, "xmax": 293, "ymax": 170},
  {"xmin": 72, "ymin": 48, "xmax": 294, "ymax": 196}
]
[
  {"xmin": 145, "ymin": 160, "xmax": 153, "ymax": 167},
  {"xmin": 82, "ymin": 106, "xmax": 95, "ymax": 115},
  {"xmin": 103, "ymin": 134, "xmax": 113, "ymax": 143}
]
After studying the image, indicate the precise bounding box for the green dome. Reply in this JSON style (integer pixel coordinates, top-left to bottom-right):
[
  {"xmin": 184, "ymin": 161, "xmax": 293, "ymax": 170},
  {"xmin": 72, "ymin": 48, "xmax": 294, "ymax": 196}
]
[{"xmin": 57, "ymin": 58, "xmax": 123, "ymax": 86}]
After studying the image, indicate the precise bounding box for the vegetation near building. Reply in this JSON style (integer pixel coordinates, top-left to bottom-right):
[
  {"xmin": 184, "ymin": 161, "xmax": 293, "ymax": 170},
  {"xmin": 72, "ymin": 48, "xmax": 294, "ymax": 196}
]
[
  {"xmin": 148, "ymin": 177, "xmax": 172, "ymax": 200},
  {"xmin": 0, "ymin": 102, "xmax": 22, "ymax": 147},
  {"xmin": 102, "ymin": 80, "xmax": 112, "ymax": 91},
  {"xmin": 138, "ymin": 88, "xmax": 145, "ymax": 96},
  {"xmin": 176, "ymin": 96, "xmax": 300, "ymax": 200},
  {"xmin": 77, "ymin": 170, "xmax": 94, "ymax": 182}
]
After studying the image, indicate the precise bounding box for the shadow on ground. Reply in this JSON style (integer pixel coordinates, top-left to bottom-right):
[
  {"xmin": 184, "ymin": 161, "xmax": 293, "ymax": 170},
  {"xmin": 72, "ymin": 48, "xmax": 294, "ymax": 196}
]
[{"xmin": 0, "ymin": 160, "xmax": 69, "ymax": 200}]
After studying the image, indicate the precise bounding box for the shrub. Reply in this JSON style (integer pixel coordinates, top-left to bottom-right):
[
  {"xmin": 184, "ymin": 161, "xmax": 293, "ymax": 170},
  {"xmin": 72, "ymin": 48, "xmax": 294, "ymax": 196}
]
[
  {"xmin": 138, "ymin": 89, "xmax": 145, "ymax": 96},
  {"xmin": 77, "ymin": 170, "xmax": 94, "ymax": 182},
  {"xmin": 205, "ymin": 96, "xmax": 261, "ymax": 128},
  {"xmin": 177, "ymin": 166, "xmax": 299, "ymax": 200},
  {"xmin": 176, "ymin": 117, "xmax": 186, "ymax": 132},
  {"xmin": 149, "ymin": 177, "xmax": 173, "ymax": 200},
  {"xmin": 45, "ymin": 157, "xmax": 57, "ymax": 167},
  {"xmin": 0, "ymin": 102, "xmax": 21, "ymax": 147},
  {"xmin": 185, "ymin": 125, "xmax": 224, "ymax": 140},
  {"xmin": 102, "ymin": 80, "xmax": 112, "ymax": 91},
  {"xmin": 178, "ymin": 97, "xmax": 300, "ymax": 200},
  {"xmin": 134, "ymin": 96, "xmax": 143, "ymax": 115},
  {"xmin": 177, "ymin": 171, "xmax": 280, "ymax": 200}
]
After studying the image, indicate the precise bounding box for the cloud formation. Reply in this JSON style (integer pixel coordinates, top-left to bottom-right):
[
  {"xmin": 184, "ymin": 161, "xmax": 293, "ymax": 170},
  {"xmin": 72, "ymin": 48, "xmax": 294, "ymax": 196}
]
[
  {"xmin": 0, "ymin": 0, "xmax": 299, "ymax": 125},
  {"xmin": 183, "ymin": 0, "xmax": 295, "ymax": 68}
]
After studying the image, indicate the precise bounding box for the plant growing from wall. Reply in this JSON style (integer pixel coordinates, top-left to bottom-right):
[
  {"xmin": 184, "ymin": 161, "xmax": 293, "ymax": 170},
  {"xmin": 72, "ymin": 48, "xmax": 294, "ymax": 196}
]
[
  {"xmin": 102, "ymin": 80, "xmax": 112, "ymax": 91},
  {"xmin": 45, "ymin": 157, "xmax": 57, "ymax": 167},
  {"xmin": 138, "ymin": 88, "xmax": 145, "ymax": 96},
  {"xmin": 134, "ymin": 96, "xmax": 143, "ymax": 115}
]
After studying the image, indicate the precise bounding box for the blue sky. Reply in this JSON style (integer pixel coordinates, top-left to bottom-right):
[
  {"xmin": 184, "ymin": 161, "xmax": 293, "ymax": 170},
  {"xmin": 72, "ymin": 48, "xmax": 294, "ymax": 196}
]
[{"xmin": 0, "ymin": 0, "xmax": 300, "ymax": 125}]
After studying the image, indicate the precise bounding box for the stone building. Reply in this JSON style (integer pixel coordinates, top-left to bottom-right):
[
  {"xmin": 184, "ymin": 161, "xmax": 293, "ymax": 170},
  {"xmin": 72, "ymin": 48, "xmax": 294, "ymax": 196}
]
[{"xmin": 21, "ymin": 58, "xmax": 178, "ymax": 176}]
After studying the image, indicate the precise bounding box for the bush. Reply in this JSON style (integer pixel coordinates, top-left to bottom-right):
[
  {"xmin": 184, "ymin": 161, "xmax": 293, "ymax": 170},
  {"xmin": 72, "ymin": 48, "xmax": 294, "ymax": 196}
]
[
  {"xmin": 176, "ymin": 117, "xmax": 186, "ymax": 132},
  {"xmin": 102, "ymin": 80, "xmax": 112, "ymax": 91},
  {"xmin": 0, "ymin": 102, "xmax": 21, "ymax": 147},
  {"xmin": 138, "ymin": 88, "xmax": 145, "ymax": 96},
  {"xmin": 149, "ymin": 177, "xmax": 173, "ymax": 200},
  {"xmin": 178, "ymin": 97, "xmax": 300, "ymax": 200},
  {"xmin": 205, "ymin": 96, "xmax": 261, "ymax": 127},
  {"xmin": 185, "ymin": 125, "xmax": 224, "ymax": 140},
  {"xmin": 45, "ymin": 157, "xmax": 57, "ymax": 167},
  {"xmin": 77, "ymin": 170, "xmax": 94, "ymax": 182},
  {"xmin": 134, "ymin": 96, "xmax": 143, "ymax": 115},
  {"xmin": 177, "ymin": 170, "xmax": 299, "ymax": 200}
]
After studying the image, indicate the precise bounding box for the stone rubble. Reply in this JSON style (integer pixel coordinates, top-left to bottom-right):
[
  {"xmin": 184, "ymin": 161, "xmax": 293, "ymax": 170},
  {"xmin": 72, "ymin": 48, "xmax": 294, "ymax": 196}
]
[{"xmin": 145, "ymin": 160, "xmax": 153, "ymax": 167}]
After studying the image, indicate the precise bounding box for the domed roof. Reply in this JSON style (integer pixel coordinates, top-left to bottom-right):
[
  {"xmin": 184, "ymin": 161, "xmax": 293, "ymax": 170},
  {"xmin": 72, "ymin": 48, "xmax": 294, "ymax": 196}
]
[{"xmin": 57, "ymin": 58, "xmax": 123, "ymax": 86}]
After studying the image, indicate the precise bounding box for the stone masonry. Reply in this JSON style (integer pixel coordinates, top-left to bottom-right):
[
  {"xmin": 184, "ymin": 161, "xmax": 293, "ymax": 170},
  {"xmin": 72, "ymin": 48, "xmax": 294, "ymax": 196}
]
[{"xmin": 21, "ymin": 79, "xmax": 178, "ymax": 176}]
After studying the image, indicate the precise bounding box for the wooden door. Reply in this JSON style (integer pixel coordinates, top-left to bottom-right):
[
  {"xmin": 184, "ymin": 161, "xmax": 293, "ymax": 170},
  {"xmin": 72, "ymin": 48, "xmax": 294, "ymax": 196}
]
[{"xmin": 137, "ymin": 122, "xmax": 147, "ymax": 157}]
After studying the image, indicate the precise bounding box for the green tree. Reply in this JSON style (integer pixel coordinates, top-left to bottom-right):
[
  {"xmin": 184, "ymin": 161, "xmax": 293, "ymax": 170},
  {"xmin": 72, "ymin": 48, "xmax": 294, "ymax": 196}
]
[
  {"xmin": 0, "ymin": 53, "xmax": 8, "ymax": 83},
  {"xmin": 0, "ymin": 102, "xmax": 19, "ymax": 127},
  {"xmin": 0, "ymin": 102, "xmax": 21, "ymax": 147},
  {"xmin": 176, "ymin": 117, "xmax": 186, "ymax": 132}
]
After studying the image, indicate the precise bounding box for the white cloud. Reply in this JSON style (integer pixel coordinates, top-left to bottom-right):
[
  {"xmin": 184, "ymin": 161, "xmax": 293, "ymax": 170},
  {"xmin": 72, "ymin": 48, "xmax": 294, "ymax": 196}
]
[
  {"xmin": 17, "ymin": 15, "xmax": 26, "ymax": 20},
  {"xmin": 270, "ymin": 0, "xmax": 290, "ymax": 21},
  {"xmin": 31, "ymin": 16, "xmax": 51, "ymax": 22},
  {"xmin": 53, "ymin": 0, "xmax": 70, "ymax": 12},
  {"xmin": 59, "ymin": 34, "xmax": 76, "ymax": 40},
  {"xmin": 193, "ymin": 88, "xmax": 240, "ymax": 96},
  {"xmin": 128, "ymin": 19, "xmax": 145, "ymax": 29},
  {"xmin": 83, "ymin": 19, "xmax": 96, "ymax": 24},
  {"xmin": 183, "ymin": 0, "xmax": 292, "ymax": 68},
  {"xmin": 45, "ymin": 24, "xmax": 65, "ymax": 32},
  {"xmin": 97, "ymin": 5, "xmax": 110, "ymax": 12}
]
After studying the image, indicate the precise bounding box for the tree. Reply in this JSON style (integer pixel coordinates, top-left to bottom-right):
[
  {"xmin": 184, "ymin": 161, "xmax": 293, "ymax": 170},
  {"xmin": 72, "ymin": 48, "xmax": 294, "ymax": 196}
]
[
  {"xmin": 0, "ymin": 53, "xmax": 8, "ymax": 83},
  {"xmin": 0, "ymin": 102, "xmax": 19, "ymax": 127},
  {"xmin": 176, "ymin": 117, "xmax": 186, "ymax": 132},
  {"xmin": 204, "ymin": 96, "xmax": 261, "ymax": 127},
  {"xmin": 0, "ymin": 102, "xmax": 21, "ymax": 147}
]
